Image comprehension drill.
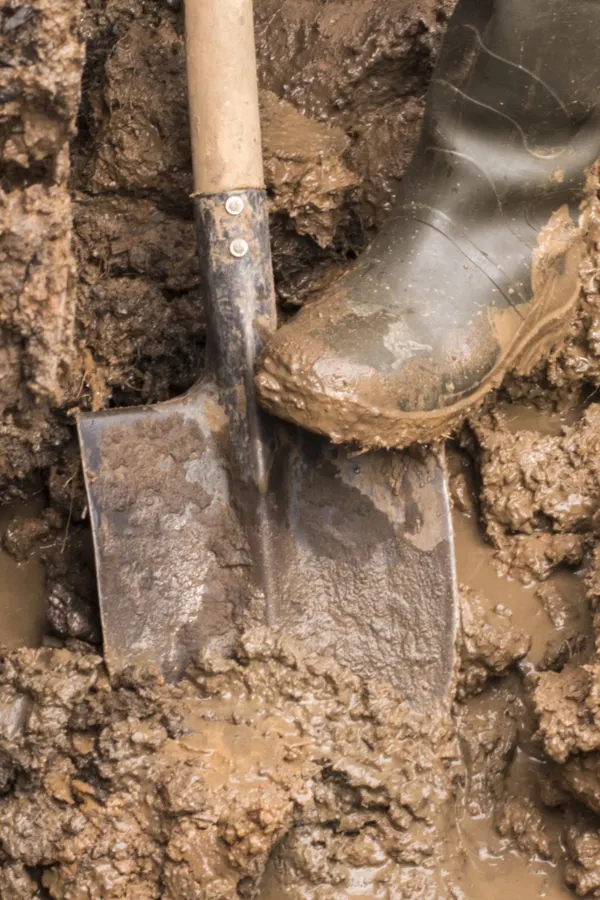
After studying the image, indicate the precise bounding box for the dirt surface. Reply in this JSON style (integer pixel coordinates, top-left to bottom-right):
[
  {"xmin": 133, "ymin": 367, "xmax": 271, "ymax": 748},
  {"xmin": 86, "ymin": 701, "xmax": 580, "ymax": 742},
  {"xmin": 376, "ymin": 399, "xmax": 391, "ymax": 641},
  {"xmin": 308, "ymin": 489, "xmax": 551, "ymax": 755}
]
[
  {"xmin": 1, "ymin": 0, "xmax": 83, "ymax": 485},
  {"xmin": 3, "ymin": 0, "xmax": 600, "ymax": 896},
  {"xmin": 0, "ymin": 632, "xmax": 455, "ymax": 899}
]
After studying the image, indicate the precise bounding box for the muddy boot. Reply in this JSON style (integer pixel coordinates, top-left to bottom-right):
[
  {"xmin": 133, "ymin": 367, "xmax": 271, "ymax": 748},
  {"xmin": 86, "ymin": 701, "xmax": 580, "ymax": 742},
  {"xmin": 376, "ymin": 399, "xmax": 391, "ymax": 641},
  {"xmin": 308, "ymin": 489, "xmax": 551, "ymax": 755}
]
[{"xmin": 255, "ymin": 0, "xmax": 600, "ymax": 448}]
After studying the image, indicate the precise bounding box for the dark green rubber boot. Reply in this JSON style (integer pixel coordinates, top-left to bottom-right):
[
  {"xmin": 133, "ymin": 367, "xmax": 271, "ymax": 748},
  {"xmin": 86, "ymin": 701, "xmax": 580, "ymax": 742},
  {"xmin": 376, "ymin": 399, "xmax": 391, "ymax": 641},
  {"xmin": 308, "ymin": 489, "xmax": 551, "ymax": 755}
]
[{"xmin": 255, "ymin": 0, "xmax": 600, "ymax": 448}]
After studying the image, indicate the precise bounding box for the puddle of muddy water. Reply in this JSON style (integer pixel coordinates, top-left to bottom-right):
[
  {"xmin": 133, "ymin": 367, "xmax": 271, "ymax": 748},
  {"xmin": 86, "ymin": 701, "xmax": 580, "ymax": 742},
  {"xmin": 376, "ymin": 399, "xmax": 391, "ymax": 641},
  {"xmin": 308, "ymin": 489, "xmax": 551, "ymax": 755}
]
[
  {"xmin": 0, "ymin": 500, "xmax": 48, "ymax": 649},
  {"xmin": 454, "ymin": 682, "xmax": 573, "ymax": 900},
  {"xmin": 498, "ymin": 399, "xmax": 585, "ymax": 436},
  {"xmin": 454, "ymin": 747, "xmax": 574, "ymax": 900}
]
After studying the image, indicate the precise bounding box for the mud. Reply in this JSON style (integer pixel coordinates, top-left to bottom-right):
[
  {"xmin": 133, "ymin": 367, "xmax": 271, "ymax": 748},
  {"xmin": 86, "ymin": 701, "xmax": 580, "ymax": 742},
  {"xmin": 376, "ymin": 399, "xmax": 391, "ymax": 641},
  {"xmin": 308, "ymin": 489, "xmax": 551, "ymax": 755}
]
[
  {"xmin": 3, "ymin": 0, "xmax": 600, "ymax": 895},
  {"xmin": 0, "ymin": 632, "xmax": 456, "ymax": 899},
  {"xmin": 470, "ymin": 403, "xmax": 600, "ymax": 584},
  {"xmin": 0, "ymin": 474, "xmax": 597, "ymax": 898}
]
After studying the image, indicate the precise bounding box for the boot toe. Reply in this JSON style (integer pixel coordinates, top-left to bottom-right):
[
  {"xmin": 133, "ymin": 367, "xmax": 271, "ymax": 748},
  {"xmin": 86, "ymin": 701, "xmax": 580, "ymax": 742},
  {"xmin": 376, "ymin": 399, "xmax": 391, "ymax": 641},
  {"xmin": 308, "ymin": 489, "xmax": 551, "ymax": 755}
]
[{"xmin": 255, "ymin": 290, "xmax": 505, "ymax": 447}]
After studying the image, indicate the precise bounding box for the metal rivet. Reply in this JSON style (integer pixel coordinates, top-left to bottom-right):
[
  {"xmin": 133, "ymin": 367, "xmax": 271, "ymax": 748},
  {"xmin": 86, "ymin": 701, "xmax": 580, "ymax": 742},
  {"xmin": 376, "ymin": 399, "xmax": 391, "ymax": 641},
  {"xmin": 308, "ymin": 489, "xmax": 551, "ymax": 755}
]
[
  {"xmin": 230, "ymin": 238, "xmax": 249, "ymax": 258},
  {"xmin": 225, "ymin": 195, "xmax": 244, "ymax": 215}
]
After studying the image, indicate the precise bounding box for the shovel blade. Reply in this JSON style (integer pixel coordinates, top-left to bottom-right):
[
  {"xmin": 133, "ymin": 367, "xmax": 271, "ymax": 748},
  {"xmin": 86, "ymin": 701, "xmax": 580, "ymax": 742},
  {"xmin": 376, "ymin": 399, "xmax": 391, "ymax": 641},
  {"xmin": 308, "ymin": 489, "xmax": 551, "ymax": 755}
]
[
  {"xmin": 266, "ymin": 431, "xmax": 457, "ymax": 702},
  {"xmin": 79, "ymin": 383, "xmax": 457, "ymax": 703},
  {"xmin": 78, "ymin": 381, "xmax": 249, "ymax": 681}
]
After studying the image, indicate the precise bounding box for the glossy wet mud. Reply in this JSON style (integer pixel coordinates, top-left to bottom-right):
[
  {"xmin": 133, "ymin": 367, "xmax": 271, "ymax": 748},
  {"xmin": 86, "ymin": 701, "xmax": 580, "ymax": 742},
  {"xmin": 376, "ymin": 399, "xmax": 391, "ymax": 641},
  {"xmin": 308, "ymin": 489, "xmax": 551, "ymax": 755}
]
[
  {"xmin": 0, "ymin": 416, "xmax": 597, "ymax": 897},
  {"xmin": 4, "ymin": 0, "xmax": 600, "ymax": 895}
]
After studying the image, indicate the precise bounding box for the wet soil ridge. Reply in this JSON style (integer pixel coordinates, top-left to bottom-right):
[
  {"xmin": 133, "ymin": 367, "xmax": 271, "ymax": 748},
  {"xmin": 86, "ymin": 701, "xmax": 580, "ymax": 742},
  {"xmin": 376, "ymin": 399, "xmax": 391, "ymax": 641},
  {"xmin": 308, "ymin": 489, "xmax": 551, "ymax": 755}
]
[
  {"xmin": 0, "ymin": 631, "xmax": 456, "ymax": 899},
  {"xmin": 0, "ymin": 0, "xmax": 83, "ymax": 484}
]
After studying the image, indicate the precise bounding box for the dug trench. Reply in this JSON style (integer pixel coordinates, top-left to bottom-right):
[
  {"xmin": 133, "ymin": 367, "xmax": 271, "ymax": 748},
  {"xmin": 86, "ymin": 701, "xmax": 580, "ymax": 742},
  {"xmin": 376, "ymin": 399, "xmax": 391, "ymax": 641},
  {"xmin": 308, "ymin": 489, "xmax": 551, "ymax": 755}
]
[{"xmin": 2, "ymin": 0, "xmax": 600, "ymax": 896}]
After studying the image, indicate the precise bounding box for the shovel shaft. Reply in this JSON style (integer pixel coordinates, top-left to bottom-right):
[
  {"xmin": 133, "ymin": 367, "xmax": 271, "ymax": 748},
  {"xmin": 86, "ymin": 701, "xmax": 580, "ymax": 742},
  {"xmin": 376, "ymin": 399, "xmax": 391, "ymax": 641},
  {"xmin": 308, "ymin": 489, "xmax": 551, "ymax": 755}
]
[
  {"xmin": 185, "ymin": 0, "xmax": 279, "ymax": 621},
  {"xmin": 194, "ymin": 189, "xmax": 279, "ymax": 623},
  {"xmin": 185, "ymin": 0, "xmax": 264, "ymax": 194},
  {"xmin": 194, "ymin": 189, "xmax": 276, "ymax": 480}
]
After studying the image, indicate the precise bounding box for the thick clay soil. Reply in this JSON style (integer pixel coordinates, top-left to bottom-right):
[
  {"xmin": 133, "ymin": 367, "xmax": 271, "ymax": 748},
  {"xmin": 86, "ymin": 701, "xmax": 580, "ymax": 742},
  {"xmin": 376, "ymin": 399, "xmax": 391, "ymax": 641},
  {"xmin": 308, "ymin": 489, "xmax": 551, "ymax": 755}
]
[{"xmin": 3, "ymin": 0, "xmax": 600, "ymax": 897}]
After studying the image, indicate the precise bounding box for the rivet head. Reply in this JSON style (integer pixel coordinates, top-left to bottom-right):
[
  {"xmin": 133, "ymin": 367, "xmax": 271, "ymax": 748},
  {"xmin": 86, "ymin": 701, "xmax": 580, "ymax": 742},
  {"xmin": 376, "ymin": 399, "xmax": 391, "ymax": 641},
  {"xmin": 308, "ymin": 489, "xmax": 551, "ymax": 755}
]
[
  {"xmin": 225, "ymin": 195, "xmax": 244, "ymax": 215},
  {"xmin": 230, "ymin": 238, "xmax": 249, "ymax": 258}
]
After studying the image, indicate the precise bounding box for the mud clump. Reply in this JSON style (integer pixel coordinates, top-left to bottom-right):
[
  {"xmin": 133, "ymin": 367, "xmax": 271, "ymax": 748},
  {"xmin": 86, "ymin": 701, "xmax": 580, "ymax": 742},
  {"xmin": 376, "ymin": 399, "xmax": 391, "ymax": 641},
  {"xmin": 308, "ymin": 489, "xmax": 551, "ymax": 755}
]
[
  {"xmin": 0, "ymin": 631, "xmax": 455, "ymax": 899},
  {"xmin": 566, "ymin": 829, "xmax": 600, "ymax": 897},
  {"xmin": 260, "ymin": 90, "xmax": 360, "ymax": 250},
  {"xmin": 458, "ymin": 587, "xmax": 531, "ymax": 698},
  {"xmin": 478, "ymin": 405, "xmax": 600, "ymax": 537},
  {"xmin": 469, "ymin": 404, "xmax": 600, "ymax": 583}
]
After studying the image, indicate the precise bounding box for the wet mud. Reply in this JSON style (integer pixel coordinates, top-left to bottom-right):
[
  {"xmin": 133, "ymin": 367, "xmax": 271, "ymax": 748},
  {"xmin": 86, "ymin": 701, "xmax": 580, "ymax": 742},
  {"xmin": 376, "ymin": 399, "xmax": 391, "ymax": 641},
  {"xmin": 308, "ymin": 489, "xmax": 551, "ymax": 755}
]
[
  {"xmin": 3, "ymin": 0, "xmax": 600, "ymax": 896},
  {"xmin": 0, "ymin": 633, "xmax": 456, "ymax": 899},
  {"xmin": 0, "ymin": 469, "xmax": 597, "ymax": 898}
]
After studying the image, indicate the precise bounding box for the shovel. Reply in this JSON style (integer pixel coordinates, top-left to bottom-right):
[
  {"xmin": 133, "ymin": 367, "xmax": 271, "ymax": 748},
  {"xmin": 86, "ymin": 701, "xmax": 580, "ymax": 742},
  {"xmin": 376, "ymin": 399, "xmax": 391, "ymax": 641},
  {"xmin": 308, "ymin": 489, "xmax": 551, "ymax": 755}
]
[{"xmin": 77, "ymin": 0, "xmax": 458, "ymax": 706}]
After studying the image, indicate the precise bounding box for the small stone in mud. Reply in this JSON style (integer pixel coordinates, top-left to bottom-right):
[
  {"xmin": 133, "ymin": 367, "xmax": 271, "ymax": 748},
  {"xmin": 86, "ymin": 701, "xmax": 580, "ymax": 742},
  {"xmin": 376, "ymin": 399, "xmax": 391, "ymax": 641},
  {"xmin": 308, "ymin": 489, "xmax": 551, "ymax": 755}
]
[
  {"xmin": 539, "ymin": 631, "xmax": 589, "ymax": 674},
  {"xmin": 449, "ymin": 470, "xmax": 474, "ymax": 516},
  {"xmin": 47, "ymin": 583, "xmax": 100, "ymax": 644},
  {"xmin": 536, "ymin": 583, "xmax": 572, "ymax": 630}
]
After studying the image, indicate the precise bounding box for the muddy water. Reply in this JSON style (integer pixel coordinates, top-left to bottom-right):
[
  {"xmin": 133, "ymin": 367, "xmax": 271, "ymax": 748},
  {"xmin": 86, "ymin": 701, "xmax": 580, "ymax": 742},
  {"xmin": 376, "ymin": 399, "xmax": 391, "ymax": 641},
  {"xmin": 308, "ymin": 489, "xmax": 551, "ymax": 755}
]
[
  {"xmin": 451, "ymin": 505, "xmax": 580, "ymax": 898},
  {"xmin": 448, "ymin": 400, "xmax": 592, "ymax": 899},
  {"xmin": 455, "ymin": 719, "xmax": 574, "ymax": 900},
  {"xmin": 0, "ymin": 501, "xmax": 47, "ymax": 649},
  {"xmin": 454, "ymin": 503, "xmax": 589, "ymax": 668}
]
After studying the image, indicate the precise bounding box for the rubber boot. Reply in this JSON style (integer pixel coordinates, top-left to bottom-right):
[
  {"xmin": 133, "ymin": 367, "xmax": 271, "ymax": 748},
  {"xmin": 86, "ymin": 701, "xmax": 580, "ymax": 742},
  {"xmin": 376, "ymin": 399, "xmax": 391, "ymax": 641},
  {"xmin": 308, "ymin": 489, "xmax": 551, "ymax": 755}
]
[{"xmin": 255, "ymin": 0, "xmax": 600, "ymax": 448}]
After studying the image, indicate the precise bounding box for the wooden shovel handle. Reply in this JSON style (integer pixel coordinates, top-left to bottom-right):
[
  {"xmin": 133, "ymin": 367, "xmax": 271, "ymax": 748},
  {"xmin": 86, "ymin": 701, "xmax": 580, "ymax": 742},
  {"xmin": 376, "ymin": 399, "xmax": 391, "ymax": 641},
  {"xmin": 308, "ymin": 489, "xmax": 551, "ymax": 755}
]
[{"xmin": 184, "ymin": 0, "xmax": 264, "ymax": 195}]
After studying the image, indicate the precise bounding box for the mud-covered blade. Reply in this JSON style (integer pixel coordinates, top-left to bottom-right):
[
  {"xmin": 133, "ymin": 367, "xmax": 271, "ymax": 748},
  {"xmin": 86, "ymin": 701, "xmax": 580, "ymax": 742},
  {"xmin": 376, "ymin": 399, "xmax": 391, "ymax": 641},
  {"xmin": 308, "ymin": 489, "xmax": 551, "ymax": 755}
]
[
  {"xmin": 79, "ymin": 384, "xmax": 457, "ymax": 705},
  {"xmin": 77, "ymin": 381, "xmax": 249, "ymax": 681},
  {"xmin": 267, "ymin": 430, "xmax": 457, "ymax": 702}
]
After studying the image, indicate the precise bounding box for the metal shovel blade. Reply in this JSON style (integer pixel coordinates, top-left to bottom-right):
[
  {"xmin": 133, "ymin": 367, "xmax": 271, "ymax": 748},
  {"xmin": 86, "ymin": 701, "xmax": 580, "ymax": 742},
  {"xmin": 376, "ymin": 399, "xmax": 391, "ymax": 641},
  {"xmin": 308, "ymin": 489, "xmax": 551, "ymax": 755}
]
[{"xmin": 78, "ymin": 381, "xmax": 457, "ymax": 705}]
